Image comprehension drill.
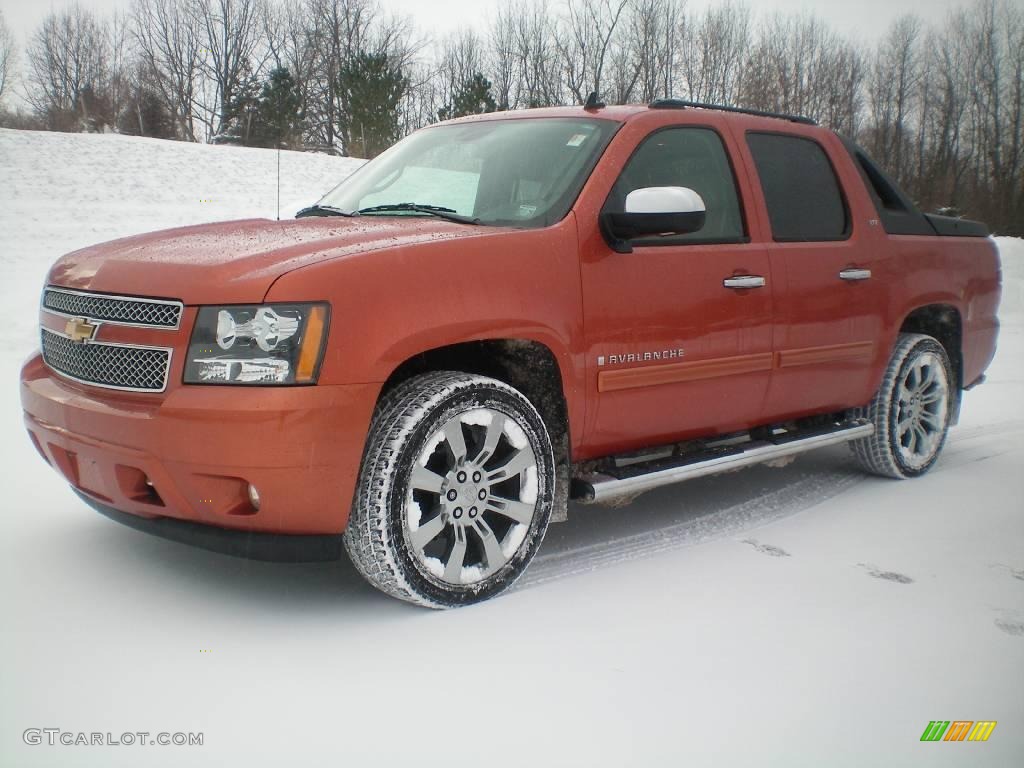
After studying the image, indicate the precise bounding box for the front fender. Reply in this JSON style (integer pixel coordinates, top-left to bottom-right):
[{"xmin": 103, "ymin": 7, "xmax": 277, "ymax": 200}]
[{"xmin": 263, "ymin": 216, "xmax": 585, "ymax": 428}]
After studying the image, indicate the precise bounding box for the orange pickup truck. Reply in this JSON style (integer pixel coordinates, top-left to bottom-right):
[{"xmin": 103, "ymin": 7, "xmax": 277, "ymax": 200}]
[{"xmin": 21, "ymin": 100, "xmax": 1001, "ymax": 607}]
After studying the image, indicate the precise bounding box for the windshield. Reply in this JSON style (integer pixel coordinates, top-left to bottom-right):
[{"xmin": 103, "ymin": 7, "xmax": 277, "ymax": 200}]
[{"xmin": 315, "ymin": 117, "xmax": 619, "ymax": 228}]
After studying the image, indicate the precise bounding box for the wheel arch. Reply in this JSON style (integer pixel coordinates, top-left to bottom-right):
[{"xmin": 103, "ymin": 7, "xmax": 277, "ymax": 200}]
[
  {"xmin": 378, "ymin": 338, "xmax": 573, "ymax": 522},
  {"xmin": 898, "ymin": 303, "xmax": 963, "ymax": 391},
  {"xmin": 380, "ymin": 338, "xmax": 572, "ymax": 460}
]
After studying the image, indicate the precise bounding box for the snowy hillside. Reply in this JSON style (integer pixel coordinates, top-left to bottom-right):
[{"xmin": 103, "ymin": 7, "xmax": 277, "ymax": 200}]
[
  {"xmin": 0, "ymin": 129, "xmax": 363, "ymax": 348},
  {"xmin": 0, "ymin": 129, "xmax": 1022, "ymax": 767}
]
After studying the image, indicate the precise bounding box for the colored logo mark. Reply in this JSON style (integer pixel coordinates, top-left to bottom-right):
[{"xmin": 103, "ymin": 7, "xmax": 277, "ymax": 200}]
[{"xmin": 920, "ymin": 721, "xmax": 997, "ymax": 742}]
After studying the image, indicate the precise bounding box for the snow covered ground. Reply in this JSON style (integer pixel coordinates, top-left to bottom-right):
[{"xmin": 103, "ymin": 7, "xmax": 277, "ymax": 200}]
[{"xmin": 1, "ymin": 129, "xmax": 1022, "ymax": 766}]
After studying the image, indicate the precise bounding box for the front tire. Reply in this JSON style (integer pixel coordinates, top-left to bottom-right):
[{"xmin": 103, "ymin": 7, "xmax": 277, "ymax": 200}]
[
  {"xmin": 850, "ymin": 333, "xmax": 954, "ymax": 479},
  {"xmin": 344, "ymin": 372, "xmax": 555, "ymax": 608}
]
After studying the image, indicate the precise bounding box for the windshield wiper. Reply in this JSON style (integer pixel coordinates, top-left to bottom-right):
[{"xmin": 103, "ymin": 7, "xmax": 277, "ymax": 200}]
[
  {"xmin": 295, "ymin": 204, "xmax": 356, "ymax": 218},
  {"xmin": 357, "ymin": 203, "xmax": 480, "ymax": 225}
]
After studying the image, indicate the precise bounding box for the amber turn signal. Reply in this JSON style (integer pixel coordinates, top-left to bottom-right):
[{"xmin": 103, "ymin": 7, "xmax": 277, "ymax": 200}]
[{"xmin": 296, "ymin": 305, "xmax": 328, "ymax": 383}]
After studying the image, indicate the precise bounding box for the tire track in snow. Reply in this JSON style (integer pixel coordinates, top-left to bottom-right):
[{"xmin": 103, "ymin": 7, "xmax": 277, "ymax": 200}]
[
  {"xmin": 517, "ymin": 419, "xmax": 1024, "ymax": 590},
  {"xmin": 519, "ymin": 466, "xmax": 865, "ymax": 589}
]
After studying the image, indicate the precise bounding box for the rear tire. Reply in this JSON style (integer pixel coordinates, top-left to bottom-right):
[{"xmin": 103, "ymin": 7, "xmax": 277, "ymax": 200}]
[
  {"xmin": 850, "ymin": 333, "xmax": 954, "ymax": 479},
  {"xmin": 344, "ymin": 372, "xmax": 555, "ymax": 608}
]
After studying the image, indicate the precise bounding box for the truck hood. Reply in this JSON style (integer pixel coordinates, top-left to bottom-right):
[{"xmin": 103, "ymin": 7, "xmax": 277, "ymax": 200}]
[{"xmin": 47, "ymin": 217, "xmax": 498, "ymax": 304}]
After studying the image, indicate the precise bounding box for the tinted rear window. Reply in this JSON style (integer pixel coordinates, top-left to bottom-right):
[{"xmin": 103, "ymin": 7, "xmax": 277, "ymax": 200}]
[{"xmin": 747, "ymin": 133, "xmax": 848, "ymax": 241}]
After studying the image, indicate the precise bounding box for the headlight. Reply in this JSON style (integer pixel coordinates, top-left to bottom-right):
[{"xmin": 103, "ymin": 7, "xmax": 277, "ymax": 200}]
[{"xmin": 184, "ymin": 303, "xmax": 329, "ymax": 385}]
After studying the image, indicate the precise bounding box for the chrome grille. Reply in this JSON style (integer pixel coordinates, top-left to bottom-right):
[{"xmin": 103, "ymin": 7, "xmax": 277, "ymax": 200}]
[
  {"xmin": 41, "ymin": 329, "xmax": 170, "ymax": 392},
  {"xmin": 43, "ymin": 288, "xmax": 182, "ymax": 328}
]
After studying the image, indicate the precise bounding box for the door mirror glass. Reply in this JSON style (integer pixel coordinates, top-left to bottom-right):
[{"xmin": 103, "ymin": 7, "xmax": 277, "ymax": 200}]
[{"xmin": 602, "ymin": 186, "xmax": 706, "ymax": 252}]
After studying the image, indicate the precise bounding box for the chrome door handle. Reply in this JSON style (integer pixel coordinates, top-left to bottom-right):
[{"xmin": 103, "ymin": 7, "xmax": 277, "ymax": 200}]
[
  {"xmin": 839, "ymin": 268, "xmax": 872, "ymax": 281},
  {"xmin": 723, "ymin": 275, "xmax": 766, "ymax": 289}
]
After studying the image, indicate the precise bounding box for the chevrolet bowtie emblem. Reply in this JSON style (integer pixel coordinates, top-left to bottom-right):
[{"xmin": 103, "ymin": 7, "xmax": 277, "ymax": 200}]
[{"xmin": 65, "ymin": 317, "xmax": 97, "ymax": 343}]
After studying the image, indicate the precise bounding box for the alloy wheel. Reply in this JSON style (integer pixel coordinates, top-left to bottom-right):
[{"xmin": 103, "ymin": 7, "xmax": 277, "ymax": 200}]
[
  {"xmin": 404, "ymin": 407, "xmax": 539, "ymax": 585},
  {"xmin": 894, "ymin": 351, "xmax": 949, "ymax": 470}
]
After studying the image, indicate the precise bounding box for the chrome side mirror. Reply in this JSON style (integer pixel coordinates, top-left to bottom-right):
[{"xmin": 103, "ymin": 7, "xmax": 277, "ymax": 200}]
[{"xmin": 602, "ymin": 186, "xmax": 706, "ymax": 253}]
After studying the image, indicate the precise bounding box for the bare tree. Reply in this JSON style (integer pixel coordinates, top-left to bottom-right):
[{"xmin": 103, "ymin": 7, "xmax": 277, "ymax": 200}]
[
  {"xmin": 304, "ymin": 0, "xmax": 374, "ymax": 150},
  {"xmin": 920, "ymin": 18, "xmax": 974, "ymax": 209},
  {"xmin": 484, "ymin": 1, "xmax": 562, "ymax": 109},
  {"xmin": 488, "ymin": 3, "xmax": 519, "ymax": 109},
  {"xmin": 738, "ymin": 13, "xmax": 864, "ymax": 134},
  {"xmin": 556, "ymin": 0, "xmax": 629, "ymax": 105},
  {"xmin": 26, "ymin": 6, "xmax": 112, "ymax": 130},
  {"xmin": 264, "ymin": 0, "xmax": 314, "ymax": 94},
  {"xmin": 625, "ymin": 0, "xmax": 682, "ymax": 103},
  {"xmin": 302, "ymin": 0, "xmax": 415, "ymax": 153},
  {"xmin": 865, "ymin": 15, "xmax": 923, "ymax": 184},
  {"xmin": 106, "ymin": 11, "xmax": 136, "ymax": 129},
  {"xmin": 679, "ymin": 1, "xmax": 751, "ymax": 105},
  {"xmin": 0, "ymin": 9, "xmax": 14, "ymax": 105},
  {"xmin": 511, "ymin": 0, "xmax": 562, "ymax": 107},
  {"xmin": 196, "ymin": 0, "xmax": 266, "ymax": 139},
  {"xmin": 132, "ymin": 0, "xmax": 204, "ymax": 140},
  {"xmin": 434, "ymin": 28, "xmax": 487, "ymax": 116},
  {"xmin": 966, "ymin": 0, "xmax": 1024, "ymax": 230}
]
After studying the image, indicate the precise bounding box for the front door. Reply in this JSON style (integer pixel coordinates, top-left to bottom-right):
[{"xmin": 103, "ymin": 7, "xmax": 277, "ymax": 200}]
[{"xmin": 579, "ymin": 125, "xmax": 773, "ymax": 458}]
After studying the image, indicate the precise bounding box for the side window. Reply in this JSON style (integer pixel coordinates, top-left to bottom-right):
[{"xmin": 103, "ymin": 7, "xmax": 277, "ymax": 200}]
[
  {"xmin": 746, "ymin": 132, "xmax": 848, "ymax": 242},
  {"xmin": 606, "ymin": 127, "xmax": 746, "ymax": 243}
]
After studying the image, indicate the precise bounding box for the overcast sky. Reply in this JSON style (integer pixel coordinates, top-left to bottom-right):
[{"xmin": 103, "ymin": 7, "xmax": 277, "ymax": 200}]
[{"xmin": 2, "ymin": 0, "xmax": 970, "ymax": 47}]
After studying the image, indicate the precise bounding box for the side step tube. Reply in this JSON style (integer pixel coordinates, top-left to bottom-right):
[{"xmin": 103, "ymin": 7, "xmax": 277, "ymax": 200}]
[{"xmin": 573, "ymin": 420, "xmax": 874, "ymax": 504}]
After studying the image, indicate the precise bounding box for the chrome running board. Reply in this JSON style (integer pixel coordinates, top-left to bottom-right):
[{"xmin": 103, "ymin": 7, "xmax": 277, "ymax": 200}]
[{"xmin": 572, "ymin": 419, "xmax": 873, "ymax": 504}]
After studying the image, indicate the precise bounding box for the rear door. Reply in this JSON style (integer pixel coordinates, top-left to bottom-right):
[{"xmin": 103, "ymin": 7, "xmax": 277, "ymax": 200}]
[
  {"xmin": 579, "ymin": 124, "xmax": 773, "ymax": 457},
  {"xmin": 736, "ymin": 129, "xmax": 885, "ymax": 420}
]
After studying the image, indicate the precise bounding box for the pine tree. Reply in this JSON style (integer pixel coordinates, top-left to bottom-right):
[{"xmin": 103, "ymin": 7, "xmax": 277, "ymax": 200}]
[
  {"xmin": 119, "ymin": 84, "xmax": 175, "ymax": 139},
  {"xmin": 252, "ymin": 67, "xmax": 304, "ymax": 149},
  {"xmin": 216, "ymin": 67, "xmax": 260, "ymax": 145},
  {"xmin": 335, "ymin": 52, "xmax": 409, "ymax": 158},
  {"xmin": 439, "ymin": 73, "xmax": 497, "ymax": 122}
]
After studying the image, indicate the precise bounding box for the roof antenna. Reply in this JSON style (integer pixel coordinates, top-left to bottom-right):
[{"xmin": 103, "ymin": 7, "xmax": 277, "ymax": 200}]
[{"xmin": 583, "ymin": 91, "xmax": 605, "ymax": 111}]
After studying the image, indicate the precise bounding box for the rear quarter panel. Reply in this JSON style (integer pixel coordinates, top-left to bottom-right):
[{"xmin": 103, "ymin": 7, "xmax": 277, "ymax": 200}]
[{"xmin": 871, "ymin": 234, "xmax": 1000, "ymax": 390}]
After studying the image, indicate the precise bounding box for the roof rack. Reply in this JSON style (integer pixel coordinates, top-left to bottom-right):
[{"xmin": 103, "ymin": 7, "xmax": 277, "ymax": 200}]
[{"xmin": 648, "ymin": 98, "xmax": 817, "ymax": 126}]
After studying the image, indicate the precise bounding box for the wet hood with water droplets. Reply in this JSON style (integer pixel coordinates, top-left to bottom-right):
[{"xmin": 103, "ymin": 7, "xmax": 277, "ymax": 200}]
[{"xmin": 46, "ymin": 217, "xmax": 500, "ymax": 304}]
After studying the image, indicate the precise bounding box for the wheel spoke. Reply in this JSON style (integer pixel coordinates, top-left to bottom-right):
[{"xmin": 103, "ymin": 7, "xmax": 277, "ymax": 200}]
[
  {"xmin": 906, "ymin": 366, "xmax": 920, "ymax": 390},
  {"xmin": 918, "ymin": 364, "xmax": 936, "ymax": 392},
  {"xmin": 897, "ymin": 415, "xmax": 914, "ymax": 436},
  {"xmin": 477, "ymin": 413, "xmax": 506, "ymax": 464},
  {"xmin": 487, "ymin": 497, "xmax": 535, "ymax": 525},
  {"xmin": 913, "ymin": 423, "xmax": 929, "ymax": 453},
  {"xmin": 920, "ymin": 411, "xmax": 943, "ymax": 431},
  {"xmin": 443, "ymin": 529, "xmax": 467, "ymax": 583},
  {"xmin": 472, "ymin": 518, "xmax": 507, "ymax": 575},
  {"xmin": 905, "ymin": 424, "xmax": 918, "ymax": 453},
  {"xmin": 410, "ymin": 513, "xmax": 447, "ymax": 550},
  {"xmin": 411, "ymin": 465, "xmax": 445, "ymax": 494},
  {"xmin": 443, "ymin": 419, "xmax": 468, "ymax": 464},
  {"xmin": 487, "ymin": 447, "xmax": 534, "ymax": 483},
  {"xmin": 920, "ymin": 389, "xmax": 944, "ymax": 405}
]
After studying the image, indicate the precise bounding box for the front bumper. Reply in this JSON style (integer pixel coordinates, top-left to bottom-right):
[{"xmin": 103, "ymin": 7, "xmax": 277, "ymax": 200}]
[{"xmin": 21, "ymin": 353, "xmax": 380, "ymax": 540}]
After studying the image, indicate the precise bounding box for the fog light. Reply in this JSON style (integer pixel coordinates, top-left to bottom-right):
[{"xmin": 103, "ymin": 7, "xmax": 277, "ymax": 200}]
[{"xmin": 247, "ymin": 484, "xmax": 261, "ymax": 511}]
